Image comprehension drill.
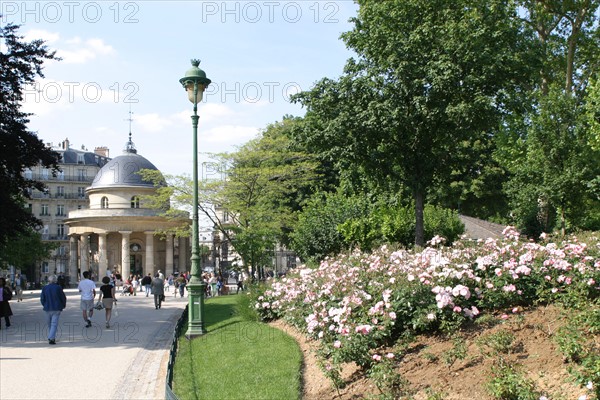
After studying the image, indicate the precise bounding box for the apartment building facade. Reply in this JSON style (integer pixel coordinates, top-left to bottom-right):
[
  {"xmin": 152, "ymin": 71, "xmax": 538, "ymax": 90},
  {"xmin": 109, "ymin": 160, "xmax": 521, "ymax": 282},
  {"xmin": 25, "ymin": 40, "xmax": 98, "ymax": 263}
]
[{"xmin": 23, "ymin": 138, "xmax": 110, "ymax": 285}]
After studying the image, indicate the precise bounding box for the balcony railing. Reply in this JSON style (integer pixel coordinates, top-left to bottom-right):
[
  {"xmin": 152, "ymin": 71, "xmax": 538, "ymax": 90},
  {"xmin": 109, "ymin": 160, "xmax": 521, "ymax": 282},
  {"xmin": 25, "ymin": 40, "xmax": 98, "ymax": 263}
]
[
  {"xmin": 41, "ymin": 234, "xmax": 69, "ymax": 241},
  {"xmin": 30, "ymin": 192, "xmax": 88, "ymax": 200},
  {"xmin": 26, "ymin": 173, "xmax": 93, "ymax": 183}
]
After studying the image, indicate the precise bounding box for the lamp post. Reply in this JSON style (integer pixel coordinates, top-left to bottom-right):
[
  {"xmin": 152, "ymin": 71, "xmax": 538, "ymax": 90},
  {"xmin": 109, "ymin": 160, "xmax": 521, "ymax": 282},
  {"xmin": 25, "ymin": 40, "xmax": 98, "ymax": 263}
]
[{"xmin": 180, "ymin": 59, "xmax": 211, "ymax": 338}]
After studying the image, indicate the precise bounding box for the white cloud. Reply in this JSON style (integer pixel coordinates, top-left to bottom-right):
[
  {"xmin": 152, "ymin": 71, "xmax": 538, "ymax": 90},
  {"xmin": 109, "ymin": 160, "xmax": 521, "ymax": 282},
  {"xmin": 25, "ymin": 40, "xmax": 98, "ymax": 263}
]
[
  {"xmin": 57, "ymin": 37, "xmax": 115, "ymax": 64},
  {"xmin": 135, "ymin": 113, "xmax": 173, "ymax": 133},
  {"xmin": 24, "ymin": 29, "xmax": 60, "ymax": 43}
]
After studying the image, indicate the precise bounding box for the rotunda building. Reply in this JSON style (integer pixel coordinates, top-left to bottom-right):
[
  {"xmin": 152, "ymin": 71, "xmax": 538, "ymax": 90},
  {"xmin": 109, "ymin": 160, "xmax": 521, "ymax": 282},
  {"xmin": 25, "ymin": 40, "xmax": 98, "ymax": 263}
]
[{"xmin": 65, "ymin": 138, "xmax": 190, "ymax": 281}]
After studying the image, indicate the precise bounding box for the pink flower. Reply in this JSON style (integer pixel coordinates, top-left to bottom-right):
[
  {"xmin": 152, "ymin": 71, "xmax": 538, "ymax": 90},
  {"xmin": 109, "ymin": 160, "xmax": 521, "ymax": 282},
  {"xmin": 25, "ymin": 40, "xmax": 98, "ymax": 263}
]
[
  {"xmin": 355, "ymin": 324, "xmax": 372, "ymax": 335},
  {"xmin": 386, "ymin": 353, "xmax": 395, "ymax": 359},
  {"xmin": 372, "ymin": 354, "xmax": 382, "ymax": 361},
  {"xmin": 453, "ymin": 306, "xmax": 462, "ymax": 313},
  {"xmin": 503, "ymin": 284, "xmax": 516, "ymax": 292},
  {"xmin": 388, "ymin": 312, "xmax": 397, "ymax": 320},
  {"xmin": 512, "ymin": 307, "xmax": 519, "ymax": 314},
  {"xmin": 427, "ymin": 313, "xmax": 436, "ymax": 320},
  {"xmin": 500, "ymin": 314, "xmax": 509, "ymax": 320},
  {"xmin": 333, "ymin": 340, "xmax": 341, "ymax": 348}
]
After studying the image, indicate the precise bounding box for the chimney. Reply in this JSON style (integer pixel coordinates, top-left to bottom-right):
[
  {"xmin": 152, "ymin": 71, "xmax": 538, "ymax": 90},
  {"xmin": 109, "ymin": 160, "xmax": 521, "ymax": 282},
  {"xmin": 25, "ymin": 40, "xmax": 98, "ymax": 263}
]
[
  {"xmin": 62, "ymin": 138, "xmax": 70, "ymax": 149},
  {"xmin": 94, "ymin": 146, "xmax": 110, "ymax": 157}
]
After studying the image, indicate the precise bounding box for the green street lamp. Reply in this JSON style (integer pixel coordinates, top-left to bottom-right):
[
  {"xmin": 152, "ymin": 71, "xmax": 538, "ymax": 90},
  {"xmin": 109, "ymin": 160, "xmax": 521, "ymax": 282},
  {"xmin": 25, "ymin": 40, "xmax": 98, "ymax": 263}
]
[{"xmin": 180, "ymin": 59, "xmax": 211, "ymax": 338}]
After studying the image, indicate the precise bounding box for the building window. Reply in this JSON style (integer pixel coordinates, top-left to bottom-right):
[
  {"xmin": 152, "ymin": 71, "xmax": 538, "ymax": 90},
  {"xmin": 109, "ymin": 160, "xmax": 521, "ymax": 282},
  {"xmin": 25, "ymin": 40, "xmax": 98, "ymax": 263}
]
[
  {"xmin": 78, "ymin": 154, "xmax": 84, "ymax": 164},
  {"xmin": 56, "ymin": 186, "xmax": 65, "ymax": 197},
  {"xmin": 57, "ymin": 171, "xmax": 64, "ymax": 181},
  {"xmin": 27, "ymin": 204, "xmax": 32, "ymax": 213},
  {"xmin": 24, "ymin": 168, "xmax": 33, "ymax": 179},
  {"xmin": 101, "ymin": 196, "xmax": 109, "ymax": 209},
  {"xmin": 42, "ymin": 168, "xmax": 49, "ymax": 179},
  {"xmin": 78, "ymin": 169, "xmax": 86, "ymax": 180},
  {"xmin": 78, "ymin": 187, "xmax": 86, "ymax": 198},
  {"xmin": 42, "ymin": 262, "xmax": 49, "ymax": 274},
  {"xmin": 57, "ymin": 224, "xmax": 65, "ymax": 237},
  {"xmin": 56, "ymin": 204, "xmax": 65, "ymax": 216},
  {"xmin": 41, "ymin": 204, "xmax": 49, "ymax": 216},
  {"xmin": 131, "ymin": 196, "xmax": 140, "ymax": 208}
]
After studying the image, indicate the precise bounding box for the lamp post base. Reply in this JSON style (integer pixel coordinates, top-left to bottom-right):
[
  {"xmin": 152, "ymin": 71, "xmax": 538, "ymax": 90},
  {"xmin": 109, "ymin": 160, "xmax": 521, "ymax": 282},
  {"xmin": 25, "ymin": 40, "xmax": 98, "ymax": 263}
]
[{"xmin": 185, "ymin": 281, "xmax": 207, "ymax": 338}]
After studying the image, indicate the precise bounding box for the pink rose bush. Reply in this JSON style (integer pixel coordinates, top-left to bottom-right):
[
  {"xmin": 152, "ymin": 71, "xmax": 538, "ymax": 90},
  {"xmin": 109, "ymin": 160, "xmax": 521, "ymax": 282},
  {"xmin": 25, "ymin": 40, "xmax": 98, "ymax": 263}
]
[{"xmin": 250, "ymin": 228, "xmax": 600, "ymax": 383}]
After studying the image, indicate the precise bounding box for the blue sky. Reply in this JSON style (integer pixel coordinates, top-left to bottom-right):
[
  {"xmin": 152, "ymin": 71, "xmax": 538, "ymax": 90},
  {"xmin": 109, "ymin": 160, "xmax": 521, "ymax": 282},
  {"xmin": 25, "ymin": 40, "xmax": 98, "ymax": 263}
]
[{"xmin": 2, "ymin": 1, "xmax": 358, "ymax": 175}]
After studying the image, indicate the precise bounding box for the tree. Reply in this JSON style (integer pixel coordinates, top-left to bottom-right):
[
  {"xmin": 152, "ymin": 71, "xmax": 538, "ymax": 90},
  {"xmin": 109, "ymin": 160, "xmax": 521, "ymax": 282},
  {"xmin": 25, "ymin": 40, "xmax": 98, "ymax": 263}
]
[
  {"xmin": 0, "ymin": 228, "xmax": 58, "ymax": 271},
  {"xmin": 141, "ymin": 118, "xmax": 320, "ymax": 279},
  {"xmin": 501, "ymin": 0, "xmax": 600, "ymax": 235},
  {"xmin": 293, "ymin": 0, "xmax": 531, "ymax": 246},
  {"xmin": 0, "ymin": 21, "xmax": 60, "ymax": 246},
  {"xmin": 291, "ymin": 191, "xmax": 369, "ymax": 263}
]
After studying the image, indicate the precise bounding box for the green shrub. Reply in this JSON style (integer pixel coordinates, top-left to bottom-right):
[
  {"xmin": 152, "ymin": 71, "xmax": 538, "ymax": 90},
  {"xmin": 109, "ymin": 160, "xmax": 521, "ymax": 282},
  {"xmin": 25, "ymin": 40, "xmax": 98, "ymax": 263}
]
[
  {"xmin": 487, "ymin": 360, "xmax": 542, "ymax": 400},
  {"xmin": 339, "ymin": 203, "xmax": 464, "ymax": 250}
]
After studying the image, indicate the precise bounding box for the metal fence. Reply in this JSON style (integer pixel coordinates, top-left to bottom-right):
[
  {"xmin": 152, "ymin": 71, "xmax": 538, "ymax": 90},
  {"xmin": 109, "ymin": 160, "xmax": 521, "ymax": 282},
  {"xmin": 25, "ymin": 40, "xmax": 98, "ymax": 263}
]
[{"xmin": 165, "ymin": 304, "xmax": 188, "ymax": 400}]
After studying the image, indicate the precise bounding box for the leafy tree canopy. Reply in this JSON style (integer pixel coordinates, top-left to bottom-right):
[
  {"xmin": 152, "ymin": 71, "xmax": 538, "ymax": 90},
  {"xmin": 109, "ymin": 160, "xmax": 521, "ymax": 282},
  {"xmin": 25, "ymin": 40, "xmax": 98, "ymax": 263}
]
[{"xmin": 0, "ymin": 20, "xmax": 61, "ymax": 246}]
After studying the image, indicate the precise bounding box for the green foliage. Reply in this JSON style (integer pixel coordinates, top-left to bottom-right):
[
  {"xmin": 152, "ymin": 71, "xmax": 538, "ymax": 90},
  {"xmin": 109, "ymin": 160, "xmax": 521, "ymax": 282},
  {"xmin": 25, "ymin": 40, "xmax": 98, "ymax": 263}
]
[
  {"xmin": 587, "ymin": 74, "xmax": 600, "ymax": 151},
  {"xmin": 554, "ymin": 298, "xmax": 600, "ymax": 398},
  {"xmin": 0, "ymin": 22, "xmax": 61, "ymax": 246},
  {"xmin": 293, "ymin": 0, "xmax": 529, "ymax": 246},
  {"xmin": 501, "ymin": 0, "xmax": 600, "ymax": 237},
  {"xmin": 487, "ymin": 360, "xmax": 542, "ymax": 400},
  {"xmin": 442, "ymin": 335, "xmax": 468, "ymax": 368},
  {"xmin": 339, "ymin": 203, "xmax": 464, "ymax": 250},
  {"xmin": 234, "ymin": 290, "xmax": 261, "ymax": 322},
  {"xmin": 290, "ymin": 191, "xmax": 369, "ymax": 263},
  {"xmin": 0, "ymin": 229, "xmax": 58, "ymax": 269},
  {"xmin": 477, "ymin": 330, "xmax": 516, "ymax": 356},
  {"xmin": 367, "ymin": 357, "xmax": 412, "ymax": 399}
]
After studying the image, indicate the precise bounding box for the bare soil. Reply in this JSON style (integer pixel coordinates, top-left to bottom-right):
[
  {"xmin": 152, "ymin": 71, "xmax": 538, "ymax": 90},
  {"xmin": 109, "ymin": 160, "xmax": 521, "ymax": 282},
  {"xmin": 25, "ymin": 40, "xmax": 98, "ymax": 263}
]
[{"xmin": 271, "ymin": 305, "xmax": 590, "ymax": 399}]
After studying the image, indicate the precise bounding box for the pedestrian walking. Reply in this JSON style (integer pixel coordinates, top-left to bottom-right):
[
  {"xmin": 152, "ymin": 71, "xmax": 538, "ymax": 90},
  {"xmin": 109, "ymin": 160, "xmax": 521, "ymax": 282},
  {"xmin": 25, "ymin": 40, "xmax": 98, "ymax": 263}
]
[
  {"xmin": 208, "ymin": 273, "xmax": 217, "ymax": 297},
  {"xmin": 98, "ymin": 276, "xmax": 116, "ymax": 328},
  {"xmin": 175, "ymin": 275, "xmax": 186, "ymax": 298},
  {"xmin": 78, "ymin": 270, "xmax": 96, "ymax": 327},
  {"xmin": 40, "ymin": 275, "xmax": 66, "ymax": 345},
  {"xmin": 0, "ymin": 277, "xmax": 13, "ymax": 329},
  {"xmin": 141, "ymin": 273, "xmax": 152, "ymax": 297},
  {"xmin": 236, "ymin": 271, "xmax": 246, "ymax": 294},
  {"xmin": 151, "ymin": 274, "xmax": 165, "ymax": 309},
  {"xmin": 131, "ymin": 274, "xmax": 138, "ymax": 296},
  {"xmin": 13, "ymin": 274, "xmax": 25, "ymax": 302}
]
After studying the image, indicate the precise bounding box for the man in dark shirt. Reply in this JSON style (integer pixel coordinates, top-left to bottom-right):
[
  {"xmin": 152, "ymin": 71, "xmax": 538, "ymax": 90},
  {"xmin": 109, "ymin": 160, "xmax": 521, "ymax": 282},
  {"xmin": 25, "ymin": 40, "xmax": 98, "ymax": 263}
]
[
  {"xmin": 40, "ymin": 275, "xmax": 67, "ymax": 345},
  {"xmin": 141, "ymin": 273, "xmax": 152, "ymax": 297}
]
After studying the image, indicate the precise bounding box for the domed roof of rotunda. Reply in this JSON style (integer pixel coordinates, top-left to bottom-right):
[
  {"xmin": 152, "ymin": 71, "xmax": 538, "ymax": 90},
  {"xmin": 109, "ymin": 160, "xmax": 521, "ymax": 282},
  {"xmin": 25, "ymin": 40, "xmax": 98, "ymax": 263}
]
[{"xmin": 89, "ymin": 137, "xmax": 163, "ymax": 189}]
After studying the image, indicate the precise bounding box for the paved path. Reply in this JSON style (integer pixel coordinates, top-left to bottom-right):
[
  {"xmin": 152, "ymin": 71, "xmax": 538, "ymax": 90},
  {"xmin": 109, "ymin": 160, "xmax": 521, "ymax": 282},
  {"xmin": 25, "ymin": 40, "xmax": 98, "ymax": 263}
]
[
  {"xmin": 459, "ymin": 215, "xmax": 506, "ymax": 240},
  {"xmin": 0, "ymin": 287, "xmax": 187, "ymax": 400}
]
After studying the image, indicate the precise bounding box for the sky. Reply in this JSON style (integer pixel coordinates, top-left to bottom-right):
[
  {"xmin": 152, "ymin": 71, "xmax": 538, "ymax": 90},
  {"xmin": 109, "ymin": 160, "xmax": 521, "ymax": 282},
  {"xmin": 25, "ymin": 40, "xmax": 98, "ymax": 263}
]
[{"xmin": 1, "ymin": 0, "xmax": 359, "ymax": 176}]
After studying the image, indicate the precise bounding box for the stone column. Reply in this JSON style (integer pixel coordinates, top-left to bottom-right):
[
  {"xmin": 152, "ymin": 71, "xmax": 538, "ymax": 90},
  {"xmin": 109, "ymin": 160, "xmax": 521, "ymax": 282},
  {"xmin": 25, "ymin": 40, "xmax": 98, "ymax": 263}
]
[
  {"xmin": 69, "ymin": 235, "xmax": 79, "ymax": 284},
  {"xmin": 166, "ymin": 233, "xmax": 174, "ymax": 276},
  {"xmin": 145, "ymin": 231, "xmax": 155, "ymax": 276},
  {"xmin": 120, "ymin": 231, "xmax": 132, "ymax": 279},
  {"xmin": 178, "ymin": 236, "xmax": 187, "ymax": 273},
  {"xmin": 98, "ymin": 232, "xmax": 108, "ymax": 275},
  {"xmin": 79, "ymin": 233, "xmax": 90, "ymax": 279}
]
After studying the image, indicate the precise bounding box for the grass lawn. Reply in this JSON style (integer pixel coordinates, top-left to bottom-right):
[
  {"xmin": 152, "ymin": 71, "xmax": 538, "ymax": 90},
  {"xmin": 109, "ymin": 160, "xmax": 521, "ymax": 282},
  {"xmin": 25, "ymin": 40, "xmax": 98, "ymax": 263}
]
[{"xmin": 172, "ymin": 294, "xmax": 302, "ymax": 400}]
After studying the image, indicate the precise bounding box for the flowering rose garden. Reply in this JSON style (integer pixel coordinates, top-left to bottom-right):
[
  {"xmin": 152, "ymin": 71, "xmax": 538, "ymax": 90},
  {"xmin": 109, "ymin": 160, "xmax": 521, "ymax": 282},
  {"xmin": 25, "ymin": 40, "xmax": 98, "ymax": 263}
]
[{"xmin": 250, "ymin": 227, "xmax": 600, "ymax": 399}]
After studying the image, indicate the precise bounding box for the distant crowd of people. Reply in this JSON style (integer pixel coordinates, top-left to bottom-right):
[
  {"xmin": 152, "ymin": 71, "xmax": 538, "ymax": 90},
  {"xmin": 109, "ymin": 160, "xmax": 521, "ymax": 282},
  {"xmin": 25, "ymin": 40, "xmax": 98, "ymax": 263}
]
[{"xmin": 0, "ymin": 267, "xmax": 251, "ymax": 344}]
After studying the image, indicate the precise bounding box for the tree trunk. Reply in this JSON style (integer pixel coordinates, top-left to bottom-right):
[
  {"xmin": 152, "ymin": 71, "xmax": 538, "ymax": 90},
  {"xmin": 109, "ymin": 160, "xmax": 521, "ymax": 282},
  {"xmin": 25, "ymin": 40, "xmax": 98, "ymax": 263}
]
[{"xmin": 414, "ymin": 189, "xmax": 425, "ymax": 247}]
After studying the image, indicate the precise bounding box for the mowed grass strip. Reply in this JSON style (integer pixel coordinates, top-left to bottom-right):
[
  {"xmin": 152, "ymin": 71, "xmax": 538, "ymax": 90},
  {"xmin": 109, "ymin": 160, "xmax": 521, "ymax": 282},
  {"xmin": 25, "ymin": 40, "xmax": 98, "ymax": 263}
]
[{"xmin": 172, "ymin": 295, "xmax": 302, "ymax": 400}]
